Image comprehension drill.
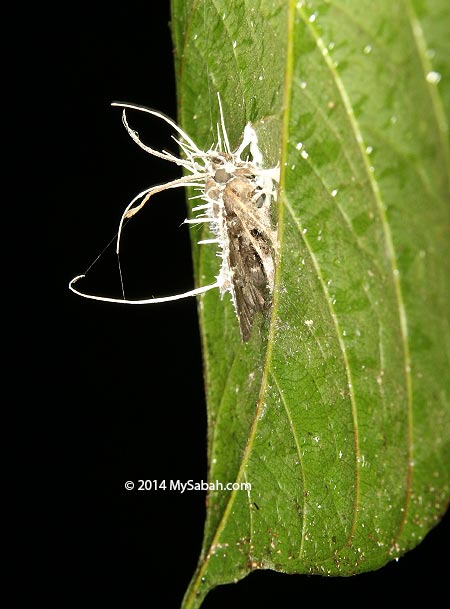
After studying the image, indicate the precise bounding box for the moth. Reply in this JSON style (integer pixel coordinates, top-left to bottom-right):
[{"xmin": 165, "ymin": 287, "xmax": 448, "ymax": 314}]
[{"xmin": 70, "ymin": 94, "xmax": 280, "ymax": 342}]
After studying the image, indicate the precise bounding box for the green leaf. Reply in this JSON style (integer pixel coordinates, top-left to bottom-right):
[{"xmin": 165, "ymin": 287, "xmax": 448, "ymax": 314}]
[{"xmin": 171, "ymin": 1, "xmax": 450, "ymax": 607}]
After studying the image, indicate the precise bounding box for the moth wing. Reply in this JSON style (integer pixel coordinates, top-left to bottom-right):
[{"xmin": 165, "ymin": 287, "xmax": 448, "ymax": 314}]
[{"xmin": 227, "ymin": 220, "xmax": 268, "ymax": 342}]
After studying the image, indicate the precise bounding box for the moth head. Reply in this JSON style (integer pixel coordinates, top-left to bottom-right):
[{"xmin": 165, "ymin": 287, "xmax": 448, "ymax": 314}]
[{"xmin": 214, "ymin": 167, "xmax": 233, "ymax": 184}]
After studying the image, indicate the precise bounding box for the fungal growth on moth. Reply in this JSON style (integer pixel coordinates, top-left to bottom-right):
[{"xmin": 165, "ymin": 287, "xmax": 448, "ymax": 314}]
[{"xmin": 70, "ymin": 94, "xmax": 280, "ymax": 342}]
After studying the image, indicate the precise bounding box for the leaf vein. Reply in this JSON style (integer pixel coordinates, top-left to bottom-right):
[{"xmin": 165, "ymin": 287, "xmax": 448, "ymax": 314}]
[
  {"xmin": 404, "ymin": 0, "xmax": 450, "ymax": 187},
  {"xmin": 271, "ymin": 370, "xmax": 307, "ymax": 558},
  {"xmin": 284, "ymin": 195, "xmax": 360, "ymax": 544},
  {"xmin": 298, "ymin": 6, "xmax": 413, "ymax": 542}
]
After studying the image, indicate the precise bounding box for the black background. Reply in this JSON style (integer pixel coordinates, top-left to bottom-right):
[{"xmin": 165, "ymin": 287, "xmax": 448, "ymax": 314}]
[{"xmin": 51, "ymin": 3, "xmax": 448, "ymax": 607}]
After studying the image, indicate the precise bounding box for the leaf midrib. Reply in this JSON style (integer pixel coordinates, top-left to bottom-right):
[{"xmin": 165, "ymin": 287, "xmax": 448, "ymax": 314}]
[{"xmin": 181, "ymin": 6, "xmax": 297, "ymax": 603}]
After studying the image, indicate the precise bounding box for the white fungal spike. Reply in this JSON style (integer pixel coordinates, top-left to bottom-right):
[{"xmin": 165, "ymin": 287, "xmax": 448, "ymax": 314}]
[
  {"xmin": 112, "ymin": 102, "xmax": 202, "ymax": 155},
  {"xmin": 69, "ymin": 275, "xmax": 221, "ymax": 304},
  {"xmin": 116, "ymin": 174, "xmax": 205, "ymax": 254},
  {"xmin": 216, "ymin": 92, "xmax": 231, "ymax": 154}
]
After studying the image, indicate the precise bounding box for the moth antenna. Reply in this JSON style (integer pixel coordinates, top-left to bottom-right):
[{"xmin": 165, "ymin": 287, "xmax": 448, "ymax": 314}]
[
  {"xmin": 216, "ymin": 92, "xmax": 231, "ymax": 154},
  {"xmin": 112, "ymin": 102, "xmax": 202, "ymax": 154},
  {"xmin": 69, "ymin": 275, "xmax": 220, "ymax": 305},
  {"xmin": 116, "ymin": 174, "xmax": 206, "ymax": 254}
]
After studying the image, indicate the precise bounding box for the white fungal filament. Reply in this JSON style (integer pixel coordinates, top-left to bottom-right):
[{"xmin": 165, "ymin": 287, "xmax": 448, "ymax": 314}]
[{"xmin": 69, "ymin": 275, "xmax": 220, "ymax": 304}]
